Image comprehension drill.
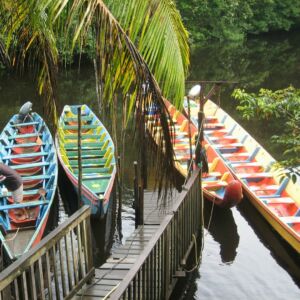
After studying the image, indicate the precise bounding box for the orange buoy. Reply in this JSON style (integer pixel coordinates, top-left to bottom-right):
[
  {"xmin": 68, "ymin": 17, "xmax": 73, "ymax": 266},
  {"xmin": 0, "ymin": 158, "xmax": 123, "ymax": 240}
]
[{"xmin": 223, "ymin": 180, "xmax": 243, "ymax": 207}]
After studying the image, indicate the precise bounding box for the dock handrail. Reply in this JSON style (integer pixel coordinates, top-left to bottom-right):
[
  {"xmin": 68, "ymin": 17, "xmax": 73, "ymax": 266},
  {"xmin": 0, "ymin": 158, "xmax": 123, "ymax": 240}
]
[
  {"xmin": 110, "ymin": 168, "xmax": 202, "ymax": 299},
  {"xmin": 0, "ymin": 205, "xmax": 94, "ymax": 300}
]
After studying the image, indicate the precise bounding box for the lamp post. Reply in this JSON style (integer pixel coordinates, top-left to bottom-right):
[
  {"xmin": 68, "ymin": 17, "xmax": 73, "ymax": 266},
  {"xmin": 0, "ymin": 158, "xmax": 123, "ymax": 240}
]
[{"xmin": 186, "ymin": 85, "xmax": 201, "ymax": 177}]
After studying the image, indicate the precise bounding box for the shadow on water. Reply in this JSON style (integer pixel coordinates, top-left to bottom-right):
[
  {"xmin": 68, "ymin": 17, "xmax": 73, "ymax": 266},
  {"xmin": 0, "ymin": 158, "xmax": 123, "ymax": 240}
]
[
  {"xmin": 171, "ymin": 198, "xmax": 240, "ymax": 300},
  {"xmin": 203, "ymin": 201, "xmax": 239, "ymax": 264},
  {"xmin": 238, "ymin": 198, "xmax": 300, "ymax": 288},
  {"xmin": 57, "ymin": 162, "xmax": 116, "ymax": 266}
]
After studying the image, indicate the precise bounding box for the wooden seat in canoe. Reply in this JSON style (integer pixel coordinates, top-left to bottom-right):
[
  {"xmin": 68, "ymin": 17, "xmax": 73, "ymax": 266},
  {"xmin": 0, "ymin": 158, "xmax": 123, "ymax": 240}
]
[
  {"xmin": 3, "ymin": 151, "xmax": 48, "ymax": 160},
  {"xmin": 62, "ymin": 124, "xmax": 99, "ymax": 130},
  {"xmin": 64, "ymin": 141, "xmax": 106, "ymax": 150},
  {"xmin": 175, "ymin": 154, "xmax": 192, "ymax": 162},
  {"xmin": 10, "ymin": 162, "xmax": 50, "ymax": 170},
  {"xmin": 10, "ymin": 121, "xmax": 40, "ymax": 128},
  {"xmin": 22, "ymin": 174, "xmax": 51, "ymax": 181},
  {"xmin": 82, "ymin": 174, "xmax": 111, "ymax": 180},
  {"xmin": 67, "ymin": 149, "xmax": 107, "ymax": 158},
  {"xmin": 204, "ymin": 123, "xmax": 225, "ymax": 130},
  {"xmin": 262, "ymin": 197, "xmax": 295, "ymax": 204},
  {"xmin": 202, "ymin": 181, "xmax": 228, "ymax": 189},
  {"xmin": 232, "ymin": 162, "xmax": 263, "ymax": 168},
  {"xmin": 73, "ymin": 167, "xmax": 111, "ymax": 175},
  {"xmin": 205, "ymin": 123, "xmax": 237, "ymax": 136},
  {"xmin": 0, "ymin": 200, "xmax": 49, "ymax": 211},
  {"xmin": 208, "ymin": 136, "xmax": 237, "ymax": 144},
  {"xmin": 63, "ymin": 133, "xmax": 103, "ymax": 140},
  {"xmin": 8, "ymin": 133, "xmax": 41, "ymax": 140},
  {"xmin": 5, "ymin": 142, "xmax": 44, "ymax": 149},
  {"xmin": 204, "ymin": 116, "xmax": 219, "ymax": 123},
  {"xmin": 70, "ymin": 162, "xmax": 107, "ymax": 169},
  {"xmin": 63, "ymin": 115, "xmax": 94, "ymax": 122},
  {"xmin": 251, "ymin": 177, "xmax": 289, "ymax": 197},
  {"xmin": 10, "ymin": 121, "xmax": 40, "ymax": 127},
  {"xmin": 238, "ymin": 172, "xmax": 273, "ymax": 181},
  {"xmin": 224, "ymin": 147, "xmax": 260, "ymax": 163}
]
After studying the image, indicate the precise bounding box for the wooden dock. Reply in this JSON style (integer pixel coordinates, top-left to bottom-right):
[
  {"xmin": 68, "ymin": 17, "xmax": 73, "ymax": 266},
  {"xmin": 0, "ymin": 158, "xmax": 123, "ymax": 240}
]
[
  {"xmin": 0, "ymin": 169, "xmax": 203, "ymax": 300},
  {"xmin": 75, "ymin": 169, "xmax": 202, "ymax": 299}
]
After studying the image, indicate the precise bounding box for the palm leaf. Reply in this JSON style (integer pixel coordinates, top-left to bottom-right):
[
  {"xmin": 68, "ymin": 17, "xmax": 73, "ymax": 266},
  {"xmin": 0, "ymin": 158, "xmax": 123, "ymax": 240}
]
[
  {"xmin": 66, "ymin": 0, "xmax": 181, "ymax": 195},
  {"xmin": 105, "ymin": 0, "xmax": 190, "ymax": 107},
  {"xmin": 0, "ymin": 0, "xmax": 60, "ymax": 124}
]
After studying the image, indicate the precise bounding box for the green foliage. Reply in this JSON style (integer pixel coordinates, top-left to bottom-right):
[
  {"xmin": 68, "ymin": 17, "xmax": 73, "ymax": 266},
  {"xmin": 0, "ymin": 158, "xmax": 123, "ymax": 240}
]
[
  {"xmin": 0, "ymin": 0, "xmax": 189, "ymax": 195},
  {"xmin": 176, "ymin": 0, "xmax": 300, "ymax": 42},
  {"xmin": 232, "ymin": 86, "xmax": 300, "ymax": 178}
]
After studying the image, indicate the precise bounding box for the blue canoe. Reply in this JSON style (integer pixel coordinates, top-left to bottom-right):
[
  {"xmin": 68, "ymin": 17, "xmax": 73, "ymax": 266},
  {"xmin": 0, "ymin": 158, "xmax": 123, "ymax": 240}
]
[{"xmin": 0, "ymin": 104, "xmax": 58, "ymax": 261}]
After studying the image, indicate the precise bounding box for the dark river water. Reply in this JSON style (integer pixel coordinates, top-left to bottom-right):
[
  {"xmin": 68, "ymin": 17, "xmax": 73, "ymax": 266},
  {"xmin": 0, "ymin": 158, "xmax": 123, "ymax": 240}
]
[{"xmin": 0, "ymin": 30, "xmax": 300, "ymax": 299}]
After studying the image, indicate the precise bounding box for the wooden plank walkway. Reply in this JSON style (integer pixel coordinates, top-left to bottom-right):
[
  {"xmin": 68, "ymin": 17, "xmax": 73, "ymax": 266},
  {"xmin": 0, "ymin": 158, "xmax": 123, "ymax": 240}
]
[{"xmin": 74, "ymin": 190, "xmax": 178, "ymax": 299}]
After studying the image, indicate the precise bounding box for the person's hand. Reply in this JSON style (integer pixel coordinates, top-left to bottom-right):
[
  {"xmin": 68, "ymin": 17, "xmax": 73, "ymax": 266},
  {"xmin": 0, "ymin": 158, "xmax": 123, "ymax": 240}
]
[
  {"xmin": 1, "ymin": 187, "xmax": 8, "ymax": 196},
  {"xmin": 0, "ymin": 175, "xmax": 6, "ymax": 182}
]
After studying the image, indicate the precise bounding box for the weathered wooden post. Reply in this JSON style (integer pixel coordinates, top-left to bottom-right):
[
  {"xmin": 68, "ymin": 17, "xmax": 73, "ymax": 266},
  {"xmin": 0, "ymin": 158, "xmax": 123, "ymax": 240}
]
[
  {"xmin": 134, "ymin": 161, "xmax": 139, "ymax": 228},
  {"xmin": 77, "ymin": 106, "xmax": 82, "ymax": 208},
  {"xmin": 117, "ymin": 156, "xmax": 122, "ymax": 230},
  {"xmin": 138, "ymin": 184, "xmax": 144, "ymax": 226}
]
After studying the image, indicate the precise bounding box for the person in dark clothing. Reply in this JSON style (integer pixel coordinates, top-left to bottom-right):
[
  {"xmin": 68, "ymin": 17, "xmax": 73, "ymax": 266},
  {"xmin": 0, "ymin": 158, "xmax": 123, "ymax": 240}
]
[{"xmin": 0, "ymin": 163, "xmax": 23, "ymax": 203}]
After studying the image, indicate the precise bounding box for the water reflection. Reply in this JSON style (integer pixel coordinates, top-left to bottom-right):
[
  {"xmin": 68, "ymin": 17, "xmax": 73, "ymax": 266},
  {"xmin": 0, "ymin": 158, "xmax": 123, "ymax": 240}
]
[
  {"xmin": 238, "ymin": 199, "xmax": 300, "ymax": 287},
  {"xmin": 204, "ymin": 201, "xmax": 239, "ymax": 264},
  {"xmin": 189, "ymin": 30, "xmax": 300, "ymax": 89}
]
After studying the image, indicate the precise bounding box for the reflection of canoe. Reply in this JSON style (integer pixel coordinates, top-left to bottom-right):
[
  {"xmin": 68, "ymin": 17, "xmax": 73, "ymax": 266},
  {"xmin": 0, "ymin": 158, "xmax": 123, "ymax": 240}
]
[
  {"xmin": 148, "ymin": 99, "xmax": 242, "ymax": 208},
  {"xmin": 0, "ymin": 109, "xmax": 58, "ymax": 261},
  {"xmin": 56, "ymin": 105, "xmax": 116, "ymax": 217},
  {"xmin": 185, "ymin": 99, "xmax": 300, "ymax": 253},
  {"xmin": 204, "ymin": 203, "xmax": 239, "ymax": 263}
]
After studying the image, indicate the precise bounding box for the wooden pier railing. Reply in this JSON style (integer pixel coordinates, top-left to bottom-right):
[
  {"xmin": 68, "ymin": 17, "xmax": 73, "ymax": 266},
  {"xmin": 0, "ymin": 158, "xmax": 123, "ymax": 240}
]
[
  {"xmin": 110, "ymin": 168, "xmax": 202, "ymax": 299},
  {"xmin": 0, "ymin": 205, "xmax": 94, "ymax": 300}
]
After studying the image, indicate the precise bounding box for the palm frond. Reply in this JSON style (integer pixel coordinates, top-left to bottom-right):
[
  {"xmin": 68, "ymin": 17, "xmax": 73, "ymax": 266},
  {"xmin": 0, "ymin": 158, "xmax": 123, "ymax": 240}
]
[
  {"xmin": 67, "ymin": 0, "xmax": 181, "ymax": 195},
  {"xmin": 0, "ymin": 0, "xmax": 60, "ymax": 124},
  {"xmin": 106, "ymin": 0, "xmax": 190, "ymax": 107}
]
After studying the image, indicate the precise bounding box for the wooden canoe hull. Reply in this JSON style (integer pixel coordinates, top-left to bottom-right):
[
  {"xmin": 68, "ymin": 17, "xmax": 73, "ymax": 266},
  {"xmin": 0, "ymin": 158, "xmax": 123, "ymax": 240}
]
[
  {"xmin": 147, "ymin": 99, "xmax": 243, "ymax": 208},
  {"xmin": 185, "ymin": 98, "xmax": 300, "ymax": 253},
  {"xmin": 0, "ymin": 111, "xmax": 58, "ymax": 261},
  {"xmin": 56, "ymin": 104, "xmax": 116, "ymax": 218}
]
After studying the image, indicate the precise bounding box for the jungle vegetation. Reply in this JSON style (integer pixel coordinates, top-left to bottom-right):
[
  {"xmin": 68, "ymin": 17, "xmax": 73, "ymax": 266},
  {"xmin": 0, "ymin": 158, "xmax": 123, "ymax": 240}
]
[
  {"xmin": 176, "ymin": 0, "xmax": 300, "ymax": 42},
  {"xmin": 233, "ymin": 87, "xmax": 300, "ymax": 180}
]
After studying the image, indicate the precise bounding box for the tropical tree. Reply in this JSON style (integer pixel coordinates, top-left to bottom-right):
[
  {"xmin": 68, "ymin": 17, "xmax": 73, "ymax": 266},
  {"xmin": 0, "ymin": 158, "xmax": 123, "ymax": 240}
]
[
  {"xmin": 0, "ymin": 0, "xmax": 190, "ymax": 194},
  {"xmin": 233, "ymin": 86, "xmax": 300, "ymax": 181}
]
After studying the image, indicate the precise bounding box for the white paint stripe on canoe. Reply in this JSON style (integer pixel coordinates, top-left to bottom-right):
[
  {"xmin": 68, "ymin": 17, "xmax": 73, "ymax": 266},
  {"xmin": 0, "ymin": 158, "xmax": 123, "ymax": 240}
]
[
  {"xmin": 263, "ymin": 197, "xmax": 294, "ymax": 204},
  {"xmin": 280, "ymin": 216, "xmax": 300, "ymax": 224}
]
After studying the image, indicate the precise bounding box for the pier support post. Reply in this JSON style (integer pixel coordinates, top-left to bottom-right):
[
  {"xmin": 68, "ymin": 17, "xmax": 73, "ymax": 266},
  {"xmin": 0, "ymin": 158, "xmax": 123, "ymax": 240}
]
[
  {"xmin": 134, "ymin": 161, "xmax": 144, "ymax": 228},
  {"xmin": 138, "ymin": 185, "xmax": 144, "ymax": 226},
  {"xmin": 77, "ymin": 107, "xmax": 82, "ymax": 208}
]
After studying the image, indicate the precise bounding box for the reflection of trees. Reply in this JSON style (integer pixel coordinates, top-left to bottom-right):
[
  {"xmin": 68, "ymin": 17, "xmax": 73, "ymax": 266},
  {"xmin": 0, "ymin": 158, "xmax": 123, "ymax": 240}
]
[
  {"xmin": 189, "ymin": 32, "xmax": 300, "ymax": 90},
  {"xmin": 204, "ymin": 204, "xmax": 239, "ymax": 264},
  {"xmin": 189, "ymin": 32, "xmax": 299, "ymax": 161}
]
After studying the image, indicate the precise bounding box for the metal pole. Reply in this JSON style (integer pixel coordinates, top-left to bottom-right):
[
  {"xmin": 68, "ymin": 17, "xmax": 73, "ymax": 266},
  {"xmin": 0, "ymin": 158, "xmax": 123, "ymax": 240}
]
[
  {"xmin": 77, "ymin": 107, "xmax": 82, "ymax": 208},
  {"xmin": 186, "ymin": 96, "xmax": 193, "ymax": 177}
]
